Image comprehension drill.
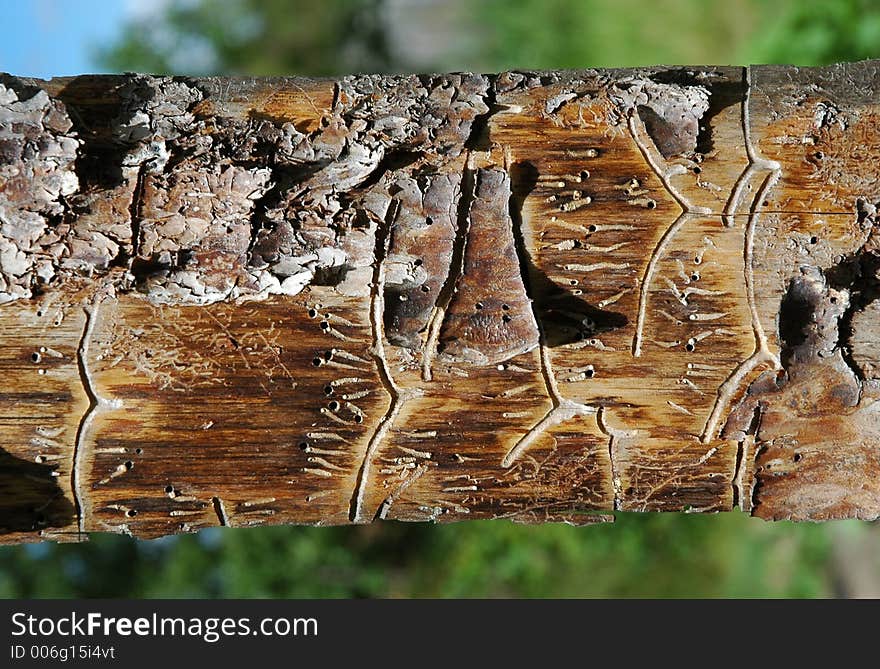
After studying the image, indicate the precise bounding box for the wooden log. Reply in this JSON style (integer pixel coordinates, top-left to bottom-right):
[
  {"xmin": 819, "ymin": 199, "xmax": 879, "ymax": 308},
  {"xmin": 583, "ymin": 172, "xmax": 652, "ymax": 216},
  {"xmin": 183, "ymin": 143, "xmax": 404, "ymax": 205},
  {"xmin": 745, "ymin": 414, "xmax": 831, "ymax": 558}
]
[{"xmin": 1, "ymin": 62, "xmax": 880, "ymax": 543}]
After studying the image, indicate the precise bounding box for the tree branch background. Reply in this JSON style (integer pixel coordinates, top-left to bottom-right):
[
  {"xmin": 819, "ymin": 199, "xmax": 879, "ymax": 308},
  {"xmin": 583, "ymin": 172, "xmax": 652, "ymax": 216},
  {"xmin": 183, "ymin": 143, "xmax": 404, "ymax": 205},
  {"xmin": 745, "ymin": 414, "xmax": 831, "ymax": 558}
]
[{"xmin": 2, "ymin": 0, "xmax": 880, "ymax": 597}]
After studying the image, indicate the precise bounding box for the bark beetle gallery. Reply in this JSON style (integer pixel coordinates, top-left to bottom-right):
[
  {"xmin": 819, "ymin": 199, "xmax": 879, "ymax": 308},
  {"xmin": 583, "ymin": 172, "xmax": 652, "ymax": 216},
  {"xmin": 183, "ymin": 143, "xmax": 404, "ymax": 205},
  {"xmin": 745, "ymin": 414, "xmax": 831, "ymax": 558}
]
[{"xmin": 1, "ymin": 62, "xmax": 879, "ymax": 544}]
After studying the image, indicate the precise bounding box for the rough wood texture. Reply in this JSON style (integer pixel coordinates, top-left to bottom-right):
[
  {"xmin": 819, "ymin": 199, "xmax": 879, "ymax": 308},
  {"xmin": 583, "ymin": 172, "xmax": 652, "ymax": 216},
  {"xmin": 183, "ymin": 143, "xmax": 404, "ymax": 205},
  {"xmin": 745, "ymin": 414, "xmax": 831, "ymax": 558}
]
[{"xmin": 2, "ymin": 62, "xmax": 880, "ymax": 543}]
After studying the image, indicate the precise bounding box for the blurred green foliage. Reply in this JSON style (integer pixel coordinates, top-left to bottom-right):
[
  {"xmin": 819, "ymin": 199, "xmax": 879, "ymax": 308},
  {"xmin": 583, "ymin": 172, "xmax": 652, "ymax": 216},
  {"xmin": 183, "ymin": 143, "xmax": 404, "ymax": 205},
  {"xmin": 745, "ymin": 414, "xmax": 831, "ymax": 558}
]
[
  {"xmin": 100, "ymin": 0, "xmax": 393, "ymax": 75},
  {"xmin": 748, "ymin": 0, "xmax": 880, "ymax": 64},
  {"xmin": 0, "ymin": 514, "xmax": 837, "ymax": 598},
  {"xmin": 2, "ymin": 0, "xmax": 879, "ymax": 598},
  {"xmin": 476, "ymin": 0, "xmax": 767, "ymax": 69},
  {"xmin": 97, "ymin": 0, "xmax": 880, "ymax": 76}
]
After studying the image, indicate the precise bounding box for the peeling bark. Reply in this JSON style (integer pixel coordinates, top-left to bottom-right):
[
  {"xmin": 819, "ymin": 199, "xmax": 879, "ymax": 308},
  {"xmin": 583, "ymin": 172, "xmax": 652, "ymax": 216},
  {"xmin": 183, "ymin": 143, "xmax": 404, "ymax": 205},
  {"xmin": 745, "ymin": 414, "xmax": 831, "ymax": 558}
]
[
  {"xmin": 439, "ymin": 167, "xmax": 540, "ymax": 365},
  {"xmin": 2, "ymin": 62, "xmax": 880, "ymax": 543}
]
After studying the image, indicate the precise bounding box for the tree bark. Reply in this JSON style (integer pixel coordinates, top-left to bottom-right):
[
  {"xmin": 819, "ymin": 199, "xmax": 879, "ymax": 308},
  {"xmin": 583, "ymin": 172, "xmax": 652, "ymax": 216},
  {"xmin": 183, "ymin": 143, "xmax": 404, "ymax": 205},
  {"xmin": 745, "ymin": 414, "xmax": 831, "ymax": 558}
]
[{"xmin": 1, "ymin": 62, "xmax": 880, "ymax": 544}]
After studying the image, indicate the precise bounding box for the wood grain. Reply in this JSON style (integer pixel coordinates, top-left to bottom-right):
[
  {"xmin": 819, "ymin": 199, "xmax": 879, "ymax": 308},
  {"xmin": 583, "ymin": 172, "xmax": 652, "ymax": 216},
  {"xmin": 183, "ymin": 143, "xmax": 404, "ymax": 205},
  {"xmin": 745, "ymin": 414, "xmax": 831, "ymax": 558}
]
[{"xmin": 1, "ymin": 63, "xmax": 879, "ymax": 543}]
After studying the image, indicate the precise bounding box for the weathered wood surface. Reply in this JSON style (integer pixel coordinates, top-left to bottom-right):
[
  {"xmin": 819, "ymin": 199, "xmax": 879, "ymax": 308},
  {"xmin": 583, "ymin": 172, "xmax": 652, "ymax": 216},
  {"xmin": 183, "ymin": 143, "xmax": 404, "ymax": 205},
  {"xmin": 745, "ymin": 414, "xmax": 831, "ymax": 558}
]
[{"xmin": 2, "ymin": 62, "xmax": 880, "ymax": 544}]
